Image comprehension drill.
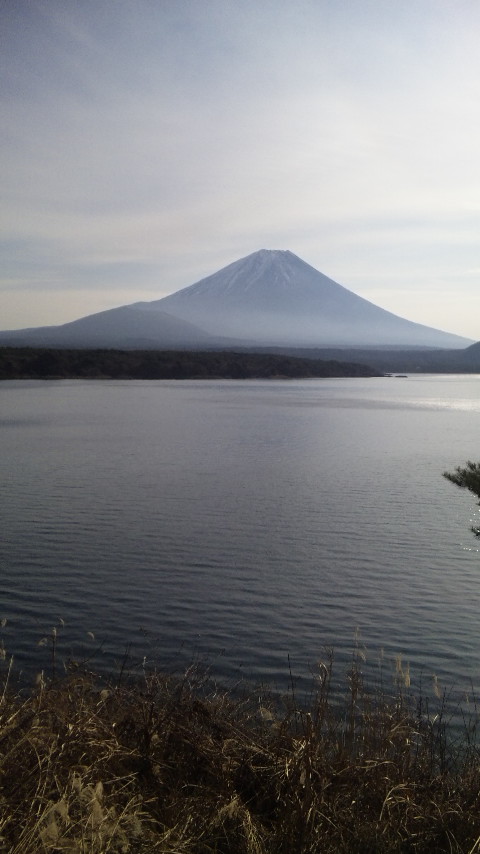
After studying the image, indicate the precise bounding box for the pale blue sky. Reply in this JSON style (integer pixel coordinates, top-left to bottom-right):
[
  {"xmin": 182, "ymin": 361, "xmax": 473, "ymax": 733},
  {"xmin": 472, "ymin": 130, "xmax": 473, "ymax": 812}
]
[{"xmin": 2, "ymin": 0, "xmax": 480, "ymax": 339}]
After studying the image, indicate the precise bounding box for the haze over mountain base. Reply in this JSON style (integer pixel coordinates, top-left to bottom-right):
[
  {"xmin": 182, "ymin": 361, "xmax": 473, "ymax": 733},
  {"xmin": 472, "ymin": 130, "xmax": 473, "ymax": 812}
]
[{"xmin": 0, "ymin": 250, "xmax": 472, "ymax": 350}]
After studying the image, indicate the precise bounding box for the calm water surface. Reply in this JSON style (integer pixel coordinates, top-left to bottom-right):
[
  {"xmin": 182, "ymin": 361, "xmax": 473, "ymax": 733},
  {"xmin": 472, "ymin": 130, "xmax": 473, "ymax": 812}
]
[{"xmin": 1, "ymin": 375, "xmax": 480, "ymax": 697}]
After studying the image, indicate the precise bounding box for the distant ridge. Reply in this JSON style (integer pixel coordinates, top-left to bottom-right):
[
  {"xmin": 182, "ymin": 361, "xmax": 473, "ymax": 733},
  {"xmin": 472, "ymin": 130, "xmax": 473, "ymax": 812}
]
[
  {"xmin": 0, "ymin": 305, "xmax": 227, "ymax": 350},
  {"xmin": 0, "ymin": 250, "xmax": 472, "ymax": 350}
]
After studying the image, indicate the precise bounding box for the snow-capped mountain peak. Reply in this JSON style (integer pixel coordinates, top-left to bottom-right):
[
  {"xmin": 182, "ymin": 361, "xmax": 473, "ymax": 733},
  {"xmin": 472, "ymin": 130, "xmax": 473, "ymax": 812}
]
[
  {"xmin": 148, "ymin": 250, "xmax": 469, "ymax": 348},
  {"xmin": 0, "ymin": 249, "xmax": 471, "ymax": 349}
]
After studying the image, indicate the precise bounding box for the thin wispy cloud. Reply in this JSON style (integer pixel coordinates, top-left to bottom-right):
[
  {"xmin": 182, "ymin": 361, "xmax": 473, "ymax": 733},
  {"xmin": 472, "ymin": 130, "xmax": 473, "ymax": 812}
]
[{"xmin": 1, "ymin": 0, "xmax": 479, "ymax": 337}]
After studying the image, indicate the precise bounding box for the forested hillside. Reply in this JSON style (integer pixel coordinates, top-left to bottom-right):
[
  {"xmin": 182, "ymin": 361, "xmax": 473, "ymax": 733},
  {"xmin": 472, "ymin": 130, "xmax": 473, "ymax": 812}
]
[{"xmin": 0, "ymin": 348, "xmax": 381, "ymax": 380}]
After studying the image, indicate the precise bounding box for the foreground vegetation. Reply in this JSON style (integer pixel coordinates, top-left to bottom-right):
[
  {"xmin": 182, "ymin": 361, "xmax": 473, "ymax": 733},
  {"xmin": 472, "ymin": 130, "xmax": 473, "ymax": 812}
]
[
  {"xmin": 2, "ymin": 649, "xmax": 480, "ymax": 854},
  {"xmin": 444, "ymin": 461, "xmax": 480, "ymax": 537},
  {"xmin": 0, "ymin": 347, "xmax": 380, "ymax": 380}
]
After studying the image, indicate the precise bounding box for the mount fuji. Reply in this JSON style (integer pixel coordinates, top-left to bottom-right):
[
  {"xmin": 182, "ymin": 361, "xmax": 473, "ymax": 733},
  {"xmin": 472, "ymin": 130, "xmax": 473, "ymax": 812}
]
[
  {"xmin": 0, "ymin": 250, "xmax": 471, "ymax": 350},
  {"xmin": 140, "ymin": 249, "xmax": 470, "ymax": 348}
]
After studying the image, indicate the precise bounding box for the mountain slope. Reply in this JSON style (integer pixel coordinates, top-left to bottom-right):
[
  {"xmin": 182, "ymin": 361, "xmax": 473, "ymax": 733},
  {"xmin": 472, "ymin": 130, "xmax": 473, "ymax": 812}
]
[
  {"xmin": 0, "ymin": 249, "xmax": 472, "ymax": 350},
  {"xmin": 149, "ymin": 249, "xmax": 470, "ymax": 348},
  {"xmin": 0, "ymin": 304, "xmax": 226, "ymax": 349}
]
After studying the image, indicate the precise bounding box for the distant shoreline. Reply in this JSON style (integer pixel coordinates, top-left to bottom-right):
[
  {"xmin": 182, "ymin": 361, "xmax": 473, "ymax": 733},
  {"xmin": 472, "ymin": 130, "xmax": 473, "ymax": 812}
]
[{"xmin": 0, "ymin": 346, "xmax": 381, "ymax": 381}]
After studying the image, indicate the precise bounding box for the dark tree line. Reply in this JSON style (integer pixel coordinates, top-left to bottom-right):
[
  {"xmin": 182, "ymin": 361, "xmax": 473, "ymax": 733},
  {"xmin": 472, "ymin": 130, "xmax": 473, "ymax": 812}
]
[{"xmin": 0, "ymin": 347, "xmax": 380, "ymax": 381}]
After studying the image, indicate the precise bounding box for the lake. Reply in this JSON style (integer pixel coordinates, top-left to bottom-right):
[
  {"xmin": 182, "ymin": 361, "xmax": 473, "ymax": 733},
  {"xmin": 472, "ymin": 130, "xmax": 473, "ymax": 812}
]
[{"xmin": 1, "ymin": 375, "xmax": 480, "ymax": 702}]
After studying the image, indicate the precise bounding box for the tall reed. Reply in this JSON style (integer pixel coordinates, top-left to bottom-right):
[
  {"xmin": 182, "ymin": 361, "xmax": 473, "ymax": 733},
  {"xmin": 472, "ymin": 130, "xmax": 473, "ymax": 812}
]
[{"xmin": 1, "ymin": 641, "xmax": 480, "ymax": 853}]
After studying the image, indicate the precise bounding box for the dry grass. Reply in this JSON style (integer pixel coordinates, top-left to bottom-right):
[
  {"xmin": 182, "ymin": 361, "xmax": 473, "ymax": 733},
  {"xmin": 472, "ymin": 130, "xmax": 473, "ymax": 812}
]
[{"xmin": 1, "ymin": 648, "xmax": 480, "ymax": 853}]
